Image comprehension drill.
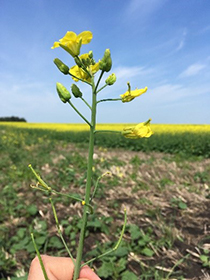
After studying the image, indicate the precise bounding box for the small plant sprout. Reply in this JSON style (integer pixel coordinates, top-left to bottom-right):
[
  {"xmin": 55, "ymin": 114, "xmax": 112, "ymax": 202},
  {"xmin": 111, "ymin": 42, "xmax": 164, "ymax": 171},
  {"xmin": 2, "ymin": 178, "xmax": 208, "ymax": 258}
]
[{"xmin": 28, "ymin": 30, "xmax": 153, "ymax": 280}]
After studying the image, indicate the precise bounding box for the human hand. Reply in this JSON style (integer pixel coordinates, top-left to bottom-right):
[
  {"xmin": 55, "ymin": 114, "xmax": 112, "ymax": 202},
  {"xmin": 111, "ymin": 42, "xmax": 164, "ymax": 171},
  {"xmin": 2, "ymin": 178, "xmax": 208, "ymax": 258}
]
[{"xmin": 28, "ymin": 255, "xmax": 101, "ymax": 280}]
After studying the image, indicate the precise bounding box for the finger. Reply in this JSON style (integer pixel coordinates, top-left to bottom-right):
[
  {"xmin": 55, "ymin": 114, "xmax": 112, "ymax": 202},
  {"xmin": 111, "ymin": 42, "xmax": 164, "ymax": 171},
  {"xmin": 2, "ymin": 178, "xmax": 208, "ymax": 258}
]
[
  {"xmin": 28, "ymin": 255, "xmax": 74, "ymax": 280},
  {"xmin": 79, "ymin": 265, "xmax": 101, "ymax": 280},
  {"xmin": 28, "ymin": 255, "xmax": 101, "ymax": 280}
]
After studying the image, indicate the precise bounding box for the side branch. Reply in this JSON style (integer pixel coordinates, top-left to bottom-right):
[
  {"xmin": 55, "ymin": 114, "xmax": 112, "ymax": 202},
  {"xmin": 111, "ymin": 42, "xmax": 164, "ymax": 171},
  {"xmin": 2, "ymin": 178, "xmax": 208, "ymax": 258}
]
[
  {"xmin": 81, "ymin": 209, "xmax": 127, "ymax": 267},
  {"xmin": 68, "ymin": 100, "xmax": 92, "ymax": 126},
  {"xmin": 97, "ymin": 98, "xmax": 121, "ymax": 104}
]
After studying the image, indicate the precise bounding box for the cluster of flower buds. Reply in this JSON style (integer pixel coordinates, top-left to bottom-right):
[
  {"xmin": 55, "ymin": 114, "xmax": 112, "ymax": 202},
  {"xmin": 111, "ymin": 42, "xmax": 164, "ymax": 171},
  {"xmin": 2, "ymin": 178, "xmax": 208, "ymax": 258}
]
[{"xmin": 99, "ymin": 49, "xmax": 112, "ymax": 72}]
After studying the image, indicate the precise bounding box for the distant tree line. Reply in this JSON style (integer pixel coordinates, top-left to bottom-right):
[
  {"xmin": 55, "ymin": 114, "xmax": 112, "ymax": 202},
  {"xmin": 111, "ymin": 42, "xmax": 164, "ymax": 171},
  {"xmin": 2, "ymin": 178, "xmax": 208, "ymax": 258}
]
[{"xmin": 0, "ymin": 116, "xmax": 27, "ymax": 122}]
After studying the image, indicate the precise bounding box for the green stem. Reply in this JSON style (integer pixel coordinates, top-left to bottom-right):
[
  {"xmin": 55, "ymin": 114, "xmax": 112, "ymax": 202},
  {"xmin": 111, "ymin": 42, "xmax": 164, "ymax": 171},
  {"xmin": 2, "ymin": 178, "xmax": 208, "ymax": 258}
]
[
  {"xmin": 95, "ymin": 70, "xmax": 104, "ymax": 92},
  {"xmin": 73, "ymin": 77, "xmax": 97, "ymax": 280},
  {"xmin": 30, "ymin": 185, "xmax": 93, "ymax": 213},
  {"xmin": 81, "ymin": 97, "xmax": 92, "ymax": 110},
  {"xmin": 97, "ymin": 98, "xmax": 121, "ymax": 104},
  {"xmin": 96, "ymin": 84, "xmax": 108, "ymax": 94},
  {"xmin": 50, "ymin": 198, "xmax": 75, "ymax": 265},
  {"xmin": 68, "ymin": 100, "xmax": 91, "ymax": 126},
  {"xmin": 94, "ymin": 130, "xmax": 122, "ymax": 134},
  {"xmin": 31, "ymin": 233, "xmax": 49, "ymax": 280},
  {"xmin": 81, "ymin": 209, "xmax": 127, "ymax": 267}
]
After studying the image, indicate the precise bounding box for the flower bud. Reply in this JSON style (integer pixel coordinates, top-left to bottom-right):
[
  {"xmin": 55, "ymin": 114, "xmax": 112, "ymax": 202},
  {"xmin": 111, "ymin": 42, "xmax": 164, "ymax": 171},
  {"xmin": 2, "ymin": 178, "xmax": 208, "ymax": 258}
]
[
  {"xmin": 54, "ymin": 58, "xmax": 69, "ymax": 75},
  {"xmin": 74, "ymin": 56, "xmax": 83, "ymax": 67},
  {"xmin": 88, "ymin": 51, "xmax": 93, "ymax": 59},
  {"xmin": 56, "ymin": 82, "xmax": 71, "ymax": 103},
  {"xmin": 99, "ymin": 49, "xmax": 112, "ymax": 72},
  {"xmin": 71, "ymin": 84, "xmax": 83, "ymax": 98},
  {"xmin": 105, "ymin": 73, "xmax": 117, "ymax": 85}
]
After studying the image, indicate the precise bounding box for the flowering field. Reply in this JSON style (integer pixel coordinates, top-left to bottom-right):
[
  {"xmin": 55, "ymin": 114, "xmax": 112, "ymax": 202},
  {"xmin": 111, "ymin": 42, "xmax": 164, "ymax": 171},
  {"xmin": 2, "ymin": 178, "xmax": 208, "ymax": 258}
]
[
  {"xmin": 1, "ymin": 122, "xmax": 210, "ymax": 157},
  {"xmin": 1, "ymin": 122, "xmax": 210, "ymax": 133}
]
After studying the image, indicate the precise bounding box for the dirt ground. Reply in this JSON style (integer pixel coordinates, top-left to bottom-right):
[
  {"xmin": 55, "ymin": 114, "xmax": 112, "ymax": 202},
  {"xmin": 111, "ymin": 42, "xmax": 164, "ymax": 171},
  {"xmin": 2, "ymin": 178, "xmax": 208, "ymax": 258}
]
[
  {"xmin": 42, "ymin": 146, "xmax": 210, "ymax": 279},
  {"xmin": 9, "ymin": 145, "xmax": 209, "ymax": 280}
]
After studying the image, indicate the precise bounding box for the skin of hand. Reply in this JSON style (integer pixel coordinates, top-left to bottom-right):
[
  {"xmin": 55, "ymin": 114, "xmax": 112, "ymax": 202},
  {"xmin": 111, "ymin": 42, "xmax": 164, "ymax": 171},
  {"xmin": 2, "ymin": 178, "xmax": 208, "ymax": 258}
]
[{"xmin": 28, "ymin": 255, "xmax": 101, "ymax": 280}]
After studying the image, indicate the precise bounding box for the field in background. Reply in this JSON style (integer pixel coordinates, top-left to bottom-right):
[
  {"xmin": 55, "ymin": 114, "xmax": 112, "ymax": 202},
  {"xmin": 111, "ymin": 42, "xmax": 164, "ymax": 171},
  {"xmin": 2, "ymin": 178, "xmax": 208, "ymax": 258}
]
[
  {"xmin": 0, "ymin": 123, "xmax": 210, "ymax": 279},
  {"xmin": 1, "ymin": 122, "xmax": 210, "ymax": 133},
  {"xmin": 1, "ymin": 122, "xmax": 210, "ymax": 158}
]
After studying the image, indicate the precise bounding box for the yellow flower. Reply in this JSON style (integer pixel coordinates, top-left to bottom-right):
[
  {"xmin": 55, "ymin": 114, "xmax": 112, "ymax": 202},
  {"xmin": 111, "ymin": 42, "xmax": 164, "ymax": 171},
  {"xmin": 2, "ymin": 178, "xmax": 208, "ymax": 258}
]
[
  {"xmin": 120, "ymin": 82, "xmax": 147, "ymax": 102},
  {"xmin": 69, "ymin": 53, "xmax": 99, "ymax": 82},
  {"xmin": 122, "ymin": 119, "xmax": 153, "ymax": 139},
  {"xmin": 51, "ymin": 31, "xmax": 93, "ymax": 57}
]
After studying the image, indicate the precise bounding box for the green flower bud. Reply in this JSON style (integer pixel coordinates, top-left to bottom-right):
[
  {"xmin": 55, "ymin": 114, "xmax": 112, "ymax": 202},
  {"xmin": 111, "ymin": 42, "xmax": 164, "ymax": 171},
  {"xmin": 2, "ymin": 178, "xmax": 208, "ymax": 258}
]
[
  {"xmin": 71, "ymin": 84, "xmax": 83, "ymax": 98},
  {"xmin": 56, "ymin": 82, "xmax": 71, "ymax": 103},
  {"xmin": 74, "ymin": 56, "xmax": 83, "ymax": 67},
  {"xmin": 99, "ymin": 49, "xmax": 112, "ymax": 72},
  {"xmin": 88, "ymin": 51, "xmax": 93, "ymax": 59},
  {"xmin": 54, "ymin": 58, "xmax": 69, "ymax": 75},
  {"xmin": 82, "ymin": 57, "xmax": 91, "ymax": 67},
  {"xmin": 105, "ymin": 73, "xmax": 117, "ymax": 85}
]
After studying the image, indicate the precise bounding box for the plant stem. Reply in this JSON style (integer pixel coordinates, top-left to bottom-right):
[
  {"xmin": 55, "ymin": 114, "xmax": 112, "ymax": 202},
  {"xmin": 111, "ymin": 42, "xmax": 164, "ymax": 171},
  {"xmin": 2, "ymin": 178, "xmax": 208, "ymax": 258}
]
[
  {"xmin": 73, "ymin": 78, "xmax": 97, "ymax": 280},
  {"xmin": 50, "ymin": 198, "xmax": 75, "ymax": 264},
  {"xmin": 68, "ymin": 100, "xmax": 91, "ymax": 126},
  {"xmin": 96, "ymin": 84, "xmax": 107, "ymax": 94},
  {"xmin": 95, "ymin": 70, "xmax": 104, "ymax": 92},
  {"xmin": 31, "ymin": 233, "xmax": 49, "ymax": 280},
  {"xmin": 97, "ymin": 98, "xmax": 121, "ymax": 104},
  {"xmin": 81, "ymin": 97, "xmax": 92, "ymax": 110},
  {"xmin": 94, "ymin": 130, "xmax": 122, "ymax": 134}
]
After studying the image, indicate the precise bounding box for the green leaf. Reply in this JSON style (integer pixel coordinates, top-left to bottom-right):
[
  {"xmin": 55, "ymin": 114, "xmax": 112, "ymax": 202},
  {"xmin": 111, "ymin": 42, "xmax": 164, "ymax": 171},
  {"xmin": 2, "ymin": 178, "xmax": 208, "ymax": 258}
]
[
  {"xmin": 49, "ymin": 236, "xmax": 63, "ymax": 249},
  {"xmin": 98, "ymin": 261, "xmax": 114, "ymax": 278},
  {"xmin": 117, "ymin": 257, "xmax": 127, "ymax": 273},
  {"xmin": 129, "ymin": 224, "xmax": 141, "ymax": 240},
  {"xmin": 114, "ymin": 247, "xmax": 129, "ymax": 257},
  {"xmin": 141, "ymin": 247, "xmax": 154, "ymax": 257},
  {"xmin": 35, "ymin": 236, "xmax": 47, "ymax": 245},
  {"xmin": 27, "ymin": 204, "xmax": 38, "ymax": 216},
  {"xmin": 87, "ymin": 219, "xmax": 101, "ymax": 230},
  {"xmin": 121, "ymin": 271, "xmax": 138, "ymax": 280},
  {"xmin": 178, "ymin": 201, "xmax": 187, "ymax": 210},
  {"xmin": 17, "ymin": 228, "xmax": 26, "ymax": 239},
  {"xmin": 25, "ymin": 241, "xmax": 35, "ymax": 253},
  {"xmin": 200, "ymin": 255, "xmax": 209, "ymax": 263}
]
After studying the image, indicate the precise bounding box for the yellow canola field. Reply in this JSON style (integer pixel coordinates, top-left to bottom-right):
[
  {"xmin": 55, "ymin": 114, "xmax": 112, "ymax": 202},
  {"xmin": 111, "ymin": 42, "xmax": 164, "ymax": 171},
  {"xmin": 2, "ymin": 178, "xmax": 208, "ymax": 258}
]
[{"xmin": 0, "ymin": 122, "xmax": 210, "ymax": 134}]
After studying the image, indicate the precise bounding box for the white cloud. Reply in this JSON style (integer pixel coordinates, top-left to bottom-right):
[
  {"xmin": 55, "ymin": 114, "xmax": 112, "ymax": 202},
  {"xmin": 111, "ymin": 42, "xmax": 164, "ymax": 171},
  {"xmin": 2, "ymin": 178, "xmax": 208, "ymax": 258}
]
[
  {"xmin": 127, "ymin": 0, "xmax": 166, "ymax": 18},
  {"xmin": 175, "ymin": 29, "xmax": 187, "ymax": 52},
  {"xmin": 113, "ymin": 66, "xmax": 153, "ymax": 80},
  {"xmin": 179, "ymin": 63, "xmax": 206, "ymax": 78},
  {"xmin": 148, "ymin": 81, "xmax": 210, "ymax": 104}
]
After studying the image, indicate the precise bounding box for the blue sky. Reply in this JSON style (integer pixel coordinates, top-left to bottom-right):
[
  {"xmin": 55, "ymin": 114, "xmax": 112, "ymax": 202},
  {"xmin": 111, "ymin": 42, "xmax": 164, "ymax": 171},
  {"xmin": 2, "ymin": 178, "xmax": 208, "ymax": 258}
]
[{"xmin": 0, "ymin": 0, "xmax": 210, "ymax": 124}]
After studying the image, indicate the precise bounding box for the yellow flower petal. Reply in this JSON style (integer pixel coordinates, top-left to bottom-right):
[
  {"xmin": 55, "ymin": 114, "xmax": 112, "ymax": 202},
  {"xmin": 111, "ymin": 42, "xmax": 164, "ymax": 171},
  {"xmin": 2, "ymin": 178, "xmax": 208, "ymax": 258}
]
[
  {"xmin": 122, "ymin": 119, "xmax": 153, "ymax": 139},
  {"xmin": 77, "ymin": 31, "xmax": 93, "ymax": 44},
  {"xmin": 62, "ymin": 31, "xmax": 77, "ymax": 42},
  {"xmin": 121, "ymin": 86, "xmax": 147, "ymax": 102},
  {"xmin": 51, "ymin": 31, "xmax": 93, "ymax": 57},
  {"xmin": 51, "ymin": 42, "xmax": 60, "ymax": 49}
]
